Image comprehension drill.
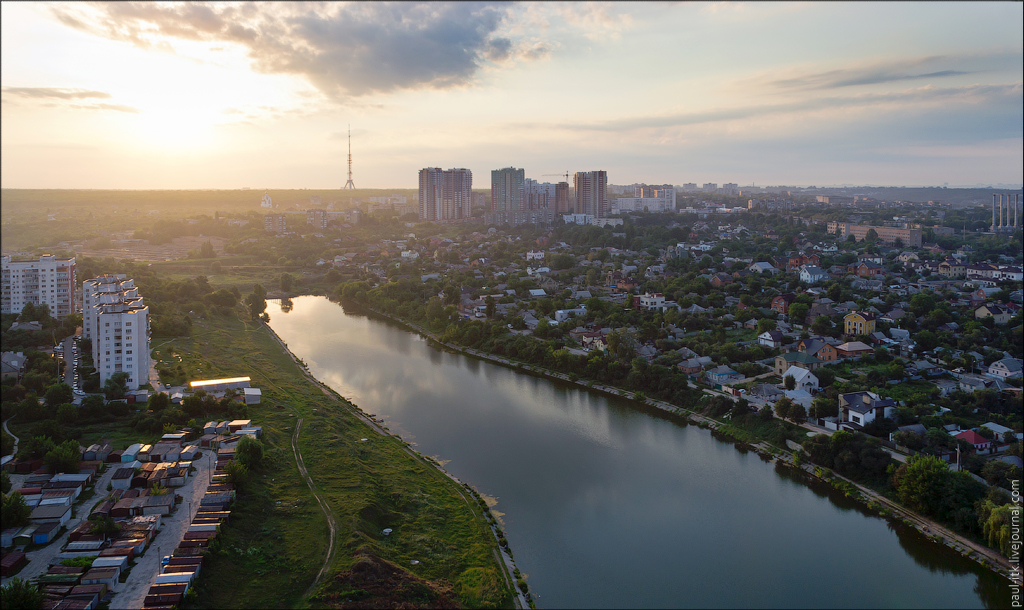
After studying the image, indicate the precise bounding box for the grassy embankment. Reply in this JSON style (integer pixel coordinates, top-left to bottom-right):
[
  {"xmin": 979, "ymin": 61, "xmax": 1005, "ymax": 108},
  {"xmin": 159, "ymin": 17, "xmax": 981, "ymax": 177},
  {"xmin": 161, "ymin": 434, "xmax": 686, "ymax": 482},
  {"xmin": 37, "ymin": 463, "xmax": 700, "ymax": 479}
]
[{"xmin": 152, "ymin": 312, "xmax": 512, "ymax": 608}]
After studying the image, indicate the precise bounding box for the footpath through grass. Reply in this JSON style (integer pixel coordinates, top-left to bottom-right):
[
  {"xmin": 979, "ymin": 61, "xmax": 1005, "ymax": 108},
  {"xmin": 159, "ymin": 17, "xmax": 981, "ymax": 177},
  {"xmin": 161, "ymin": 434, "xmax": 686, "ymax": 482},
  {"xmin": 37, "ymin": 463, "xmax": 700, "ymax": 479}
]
[{"xmin": 174, "ymin": 313, "xmax": 512, "ymax": 608}]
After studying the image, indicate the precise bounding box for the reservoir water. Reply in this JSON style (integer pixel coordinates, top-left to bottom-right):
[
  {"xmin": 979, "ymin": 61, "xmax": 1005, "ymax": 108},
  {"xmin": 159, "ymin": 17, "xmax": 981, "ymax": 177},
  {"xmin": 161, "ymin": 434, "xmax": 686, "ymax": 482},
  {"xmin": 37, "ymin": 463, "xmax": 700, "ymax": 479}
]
[{"xmin": 266, "ymin": 296, "xmax": 1009, "ymax": 608}]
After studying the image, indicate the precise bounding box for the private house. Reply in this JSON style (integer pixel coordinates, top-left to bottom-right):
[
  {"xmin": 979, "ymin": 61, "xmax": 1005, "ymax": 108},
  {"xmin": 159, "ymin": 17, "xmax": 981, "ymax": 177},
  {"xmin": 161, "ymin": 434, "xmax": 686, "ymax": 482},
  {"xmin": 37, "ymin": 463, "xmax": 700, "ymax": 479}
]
[
  {"xmin": 711, "ymin": 273, "xmax": 734, "ymax": 287},
  {"xmin": 932, "ymin": 379, "xmax": 959, "ymax": 397},
  {"xmin": 758, "ymin": 330, "xmax": 785, "ymax": 348},
  {"xmin": 771, "ymin": 293, "xmax": 797, "ymax": 315},
  {"xmin": 849, "ymin": 261, "xmax": 884, "ymax": 277},
  {"xmin": 981, "ymin": 422, "xmax": 1014, "ymax": 442},
  {"xmin": 975, "ymin": 304, "xmax": 1012, "ymax": 324},
  {"xmin": 953, "ymin": 430, "xmax": 993, "ymax": 454},
  {"xmin": 843, "ymin": 311, "xmax": 876, "ymax": 336},
  {"xmin": 839, "ymin": 391, "xmax": 895, "ymax": 429},
  {"xmin": 781, "ymin": 366, "xmax": 819, "ymax": 393},
  {"xmin": 798, "ymin": 338, "xmax": 839, "ymax": 362},
  {"xmin": 748, "ymin": 262, "xmax": 778, "ymax": 275},
  {"xmin": 910, "ymin": 360, "xmax": 943, "ymax": 376},
  {"xmin": 798, "ymin": 265, "xmax": 830, "ymax": 284},
  {"xmin": 938, "ymin": 258, "xmax": 966, "ymax": 278},
  {"xmin": 835, "ymin": 341, "xmax": 874, "ymax": 359},
  {"xmin": 706, "ymin": 365, "xmax": 744, "ymax": 385},
  {"xmin": 774, "ymin": 352, "xmax": 823, "ymax": 376},
  {"xmin": 989, "ymin": 358, "xmax": 1023, "ymax": 379}
]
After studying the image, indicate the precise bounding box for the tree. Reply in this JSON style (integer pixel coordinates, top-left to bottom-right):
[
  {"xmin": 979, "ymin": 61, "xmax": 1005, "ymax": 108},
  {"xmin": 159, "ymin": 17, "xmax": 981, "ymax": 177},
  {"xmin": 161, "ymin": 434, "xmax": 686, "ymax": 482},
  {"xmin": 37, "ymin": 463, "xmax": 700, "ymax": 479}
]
[
  {"xmin": 236, "ymin": 436, "xmax": 264, "ymax": 469},
  {"xmin": 756, "ymin": 318, "xmax": 777, "ymax": 333},
  {"xmin": 44, "ymin": 439, "xmax": 81, "ymax": 474},
  {"xmin": 103, "ymin": 372, "xmax": 129, "ymax": 400},
  {"xmin": 788, "ymin": 303, "xmax": 809, "ymax": 325},
  {"xmin": 774, "ymin": 397, "xmax": 793, "ymax": 421},
  {"xmin": 280, "ymin": 273, "xmax": 295, "ymax": 292},
  {"xmin": 89, "ymin": 515, "xmax": 121, "ymax": 539},
  {"xmin": 0, "ymin": 577, "xmax": 42, "ymax": 610},
  {"xmin": 43, "ymin": 383, "xmax": 73, "ymax": 407},
  {"xmin": 892, "ymin": 455, "xmax": 950, "ymax": 515},
  {"xmin": 865, "ymin": 228, "xmax": 878, "ymax": 243},
  {"xmin": 246, "ymin": 285, "xmax": 268, "ymax": 320},
  {"xmin": 224, "ymin": 460, "xmax": 249, "ymax": 488},
  {"xmin": 789, "ymin": 403, "xmax": 807, "ymax": 423},
  {"xmin": 977, "ymin": 500, "xmax": 1016, "ymax": 556},
  {"xmin": 199, "ymin": 241, "xmax": 216, "ymax": 258},
  {"xmin": 485, "ymin": 295, "xmax": 496, "ymax": 319},
  {"xmin": 1, "ymin": 471, "xmax": 10, "ymax": 494},
  {"xmin": 784, "ymin": 374, "xmax": 796, "ymax": 391},
  {"xmin": 1, "ymin": 491, "xmax": 31, "ymax": 528},
  {"xmin": 57, "ymin": 403, "xmax": 78, "ymax": 425}
]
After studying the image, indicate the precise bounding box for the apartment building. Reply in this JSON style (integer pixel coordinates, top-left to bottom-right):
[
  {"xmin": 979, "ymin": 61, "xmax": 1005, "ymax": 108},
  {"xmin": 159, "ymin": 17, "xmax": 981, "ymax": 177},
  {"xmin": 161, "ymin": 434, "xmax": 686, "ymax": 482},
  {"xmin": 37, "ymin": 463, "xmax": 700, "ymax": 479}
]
[
  {"xmin": 264, "ymin": 214, "xmax": 287, "ymax": 234},
  {"xmin": 82, "ymin": 275, "xmax": 150, "ymax": 390},
  {"xmin": 614, "ymin": 184, "xmax": 676, "ymax": 213},
  {"xmin": 827, "ymin": 222, "xmax": 922, "ymax": 247},
  {"xmin": 419, "ymin": 167, "xmax": 473, "ymax": 222},
  {"xmin": 1, "ymin": 255, "xmax": 77, "ymax": 319},
  {"xmin": 574, "ymin": 171, "xmax": 609, "ymax": 218}
]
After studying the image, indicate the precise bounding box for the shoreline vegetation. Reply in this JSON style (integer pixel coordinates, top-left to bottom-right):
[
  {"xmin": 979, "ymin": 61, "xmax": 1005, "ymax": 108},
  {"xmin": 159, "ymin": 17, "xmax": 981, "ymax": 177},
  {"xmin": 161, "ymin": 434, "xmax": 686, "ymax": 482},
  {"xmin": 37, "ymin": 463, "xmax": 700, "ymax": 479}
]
[{"xmin": 331, "ymin": 297, "xmax": 1017, "ymax": 586}]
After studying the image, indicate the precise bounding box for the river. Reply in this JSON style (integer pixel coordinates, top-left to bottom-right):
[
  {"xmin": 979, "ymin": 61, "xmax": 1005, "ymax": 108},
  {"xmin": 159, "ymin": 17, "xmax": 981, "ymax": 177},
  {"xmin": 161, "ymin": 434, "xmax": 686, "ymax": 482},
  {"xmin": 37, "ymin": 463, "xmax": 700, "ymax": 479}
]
[{"xmin": 266, "ymin": 296, "xmax": 1009, "ymax": 608}]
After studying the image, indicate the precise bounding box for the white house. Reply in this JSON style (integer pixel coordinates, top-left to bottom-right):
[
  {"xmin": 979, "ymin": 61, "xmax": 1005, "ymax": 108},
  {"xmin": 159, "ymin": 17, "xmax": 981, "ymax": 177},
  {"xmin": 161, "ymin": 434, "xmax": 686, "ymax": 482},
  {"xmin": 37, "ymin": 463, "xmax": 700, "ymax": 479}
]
[
  {"xmin": 526, "ymin": 250, "xmax": 545, "ymax": 261},
  {"xmin": 799, "ymin": 265, "xmax": 830, "ymax": 284},
  {"xmin": 980, "ymin": 422, "xmax": 1014, "ymax": 442},
  {"xmin": 748, "ymin": 262, "xmax": 778, "ymax": 275},
  {"xmin": 839, "ymin": 391, "xmax": 895, "ymax": 428},
  {"xmin": 758, "ymin": 330, "xmax": 785, "ymax": 348},
  {"xmin": 782, "ymin": 366, "xmax": 819, "ymax": 393},
  {"xmin": 989, "ymin": 357, "xmax": 1023, "ymax": 379}
]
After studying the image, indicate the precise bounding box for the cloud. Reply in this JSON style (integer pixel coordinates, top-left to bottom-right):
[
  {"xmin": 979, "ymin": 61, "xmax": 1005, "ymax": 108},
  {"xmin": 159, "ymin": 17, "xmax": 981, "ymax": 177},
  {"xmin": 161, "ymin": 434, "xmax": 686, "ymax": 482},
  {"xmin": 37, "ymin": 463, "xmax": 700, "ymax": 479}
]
[
  {"xmin": 51, "ymin": 2, "xmax": 537, "ymax": 99},
  {"xmin": 1, "ymin": 87, "xmax": 139, "ymax": 113},
  {"xmin": 550, "ymin": 83, "xmax": 1022, "ymax": 132},
  {"xmin": 1, "ymin": 87, "xmax": 112, "ymax": 100},
  {"xmin": 763, "ymin": 52, "xmax": 1022, "ymax": 91}
]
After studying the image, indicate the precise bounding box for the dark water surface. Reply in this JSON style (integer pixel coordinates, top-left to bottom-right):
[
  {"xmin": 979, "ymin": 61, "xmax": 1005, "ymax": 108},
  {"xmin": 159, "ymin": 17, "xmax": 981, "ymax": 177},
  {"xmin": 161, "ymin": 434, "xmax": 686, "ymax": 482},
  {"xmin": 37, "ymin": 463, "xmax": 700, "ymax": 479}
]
[{"xmin": 267, "ymin": 296, "xmax": 1009, "ymax": 608}]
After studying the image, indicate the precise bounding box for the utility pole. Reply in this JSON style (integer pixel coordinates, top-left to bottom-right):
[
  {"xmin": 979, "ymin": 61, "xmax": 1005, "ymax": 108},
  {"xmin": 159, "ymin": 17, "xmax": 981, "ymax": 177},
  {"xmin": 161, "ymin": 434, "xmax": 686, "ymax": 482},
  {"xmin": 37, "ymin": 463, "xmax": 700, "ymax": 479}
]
[{"xmin": 343, "ymin": 125, "xmax": 355, "ymax": 190}]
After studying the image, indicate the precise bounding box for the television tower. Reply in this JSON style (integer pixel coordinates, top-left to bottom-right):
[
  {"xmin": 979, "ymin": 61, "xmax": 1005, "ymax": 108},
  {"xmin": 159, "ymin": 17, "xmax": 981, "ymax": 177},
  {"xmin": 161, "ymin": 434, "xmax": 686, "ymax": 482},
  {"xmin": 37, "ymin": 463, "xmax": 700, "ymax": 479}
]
[{"xmin": 343, "ymin": 125, "xmax": 355, "ymax": 190}]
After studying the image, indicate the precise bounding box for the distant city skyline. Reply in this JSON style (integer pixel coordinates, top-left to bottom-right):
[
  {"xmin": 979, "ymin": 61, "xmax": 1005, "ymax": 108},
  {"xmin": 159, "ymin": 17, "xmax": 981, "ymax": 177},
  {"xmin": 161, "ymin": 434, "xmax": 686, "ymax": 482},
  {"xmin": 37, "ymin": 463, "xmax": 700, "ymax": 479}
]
[{"xmin": 2, "ymin": 2, "xmax": 1021, "ymax": 189}]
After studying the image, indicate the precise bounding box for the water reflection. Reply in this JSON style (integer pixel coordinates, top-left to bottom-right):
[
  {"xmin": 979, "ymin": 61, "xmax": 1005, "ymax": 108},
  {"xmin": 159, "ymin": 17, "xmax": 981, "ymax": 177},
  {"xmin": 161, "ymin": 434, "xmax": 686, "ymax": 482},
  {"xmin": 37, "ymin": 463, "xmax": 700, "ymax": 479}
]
[{"xmin": 267, "ymin": 297, "xmax": 1010, "ymax": 609}]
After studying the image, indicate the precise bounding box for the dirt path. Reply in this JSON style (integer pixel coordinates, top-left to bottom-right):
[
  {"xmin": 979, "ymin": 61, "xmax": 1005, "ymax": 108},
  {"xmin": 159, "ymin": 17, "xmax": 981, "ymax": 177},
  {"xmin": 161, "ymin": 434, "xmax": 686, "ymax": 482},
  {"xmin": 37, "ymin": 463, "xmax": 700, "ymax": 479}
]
[
  {"xmin": 2, "ymin": 417, "xmax": 19, "ymax": 458},
  {"xmin": 292, "ymin": 417, "xmax": 339, "ymax": 598}
]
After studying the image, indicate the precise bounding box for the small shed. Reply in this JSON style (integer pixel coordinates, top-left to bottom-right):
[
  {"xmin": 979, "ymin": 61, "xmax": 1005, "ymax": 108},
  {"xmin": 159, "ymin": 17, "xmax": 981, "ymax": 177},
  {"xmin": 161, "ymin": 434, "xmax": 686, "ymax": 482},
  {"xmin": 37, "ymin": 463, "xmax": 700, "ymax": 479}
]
[
  {"xmin": 91, "ymin": 554, "xmax": 129, "ymax": 573},
  {"xmin": 29, "ymin": 504, "xmax": 72, "ymax": 527},
  {"xmin": 81, "ymin": 567, "xmax": 119, "ymax": 590},
  {"xmin": 180, "ymin": 445, "xmax": 200, "ymax": 460},
  {"xmin": 111, "ymin": 467, "xmax": 134, "ymax": 490},
  {"xmin": 32, "ymin": 521, "xmax": 61, "ymax": 545},
  {"xmin": 142, "ymin": 494, "xmax": 174, "ymax": 516},
  {"xmin": 137, "ymin": 444, "xmax": 154, "ymax": 461},
  {"xmin": 122, "ymin": 443, "xmax": 143, "ymax": 462},
  {"xmin": 203, "ymin": 421, "xmax": 218, "ymax": 435},
  {"xmin": 83, "ymin": 444, "xmax": 101, "ymax": 461},
  {"xmin": 243, "ymin": 387, "xmax": 262, "ymax": 405},
  {"xmin": 1, "ymin": 551, "xmax": 28, "ymax": 577}
]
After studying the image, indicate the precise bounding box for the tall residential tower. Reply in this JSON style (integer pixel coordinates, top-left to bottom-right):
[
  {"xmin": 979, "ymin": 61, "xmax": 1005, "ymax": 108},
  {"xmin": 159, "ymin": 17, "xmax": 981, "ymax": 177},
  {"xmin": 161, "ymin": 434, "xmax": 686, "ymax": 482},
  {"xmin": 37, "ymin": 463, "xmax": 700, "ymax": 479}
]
[
  {"xmin": 419, "ymin": 168, "xmax": 473, "ymax": 222},
  {"xmin": 1, "ymin": 255, "xmax": 77, "ymax": 319},
  {"xmin": 82, "ymin": 275, "xmax": 150, "ymax": 390},
  {"xmin": 574, "ymin": 171, "xmax": 608, "ymax": 217}
]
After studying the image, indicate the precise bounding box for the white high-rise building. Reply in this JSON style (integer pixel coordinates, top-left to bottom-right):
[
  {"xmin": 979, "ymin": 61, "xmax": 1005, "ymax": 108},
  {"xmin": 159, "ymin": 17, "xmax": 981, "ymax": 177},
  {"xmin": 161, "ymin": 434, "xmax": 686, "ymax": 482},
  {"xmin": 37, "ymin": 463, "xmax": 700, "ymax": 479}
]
[
  {"xmin": 1, "ymin": 255, "xmax": 77, "ymax": 319},
  {"xmin": 82, "ymin": 275, "xmax": 150, "ymax": 390}
]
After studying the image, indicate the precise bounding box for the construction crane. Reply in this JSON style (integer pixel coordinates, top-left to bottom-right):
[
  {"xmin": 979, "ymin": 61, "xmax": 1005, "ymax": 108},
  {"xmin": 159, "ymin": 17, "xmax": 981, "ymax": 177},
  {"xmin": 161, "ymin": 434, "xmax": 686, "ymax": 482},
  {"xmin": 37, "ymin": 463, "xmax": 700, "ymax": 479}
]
[{"xmin": 542, "ymin": 171, "xmax": 570, "ymax": 183}]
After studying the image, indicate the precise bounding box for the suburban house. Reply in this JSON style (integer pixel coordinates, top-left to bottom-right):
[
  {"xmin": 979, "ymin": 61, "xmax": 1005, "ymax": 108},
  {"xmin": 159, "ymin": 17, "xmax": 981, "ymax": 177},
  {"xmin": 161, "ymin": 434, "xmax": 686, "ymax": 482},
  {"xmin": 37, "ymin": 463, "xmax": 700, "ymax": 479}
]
[
  {"xmin": 849, "ymin": 261, "xmax": 884, "ymax": 277},
  {"xmin": 839, "ymin": 391, "xmax": 895, "ymax": 429},
  {"xmin": 706, "ymin": 365, "xmax": 744, "ymax": 385},
  {"xmin": 835, "ymin": 341, "xmax": 874, "ymax": 359},
  {"xmin": 781, "ymin": 366, "xmax": 819, "ymax": 393},
  {"xmin": 953, "ymin": 430, "xmax": 993, "ymax": 454},
  {"xmin": 980, "ymin": 422, "xmax": 1014, "ymax": 442},
  {"xmin": 798, "ymin": 265, "xmax": 830, "ymax": 284},
  {"xmin": 975, "ymin": 304, "xmax": 1012, "ymax": 324},
  {"xmin": 843, "ymin": 311, "xmax": 876, "ymax": 336},
  {"xmin": 774, "ymin": 352, "xmax": 823, "ymax": 376},
  {"xmin": 988, "ymin": 357, "xmax": 1023, "ymax": 379},
  {"xmin": 798, "ymin": 338, "xmax": 840, "ymax": 362},
  {"xmin": 748, "ymin": 262, "xmax": 778, "ymax": 275},
  {"xmin": 771, "ymin": 293, "xmax": 797, "ymax": 315},
  {"xmin": 758, "ymin": 330, "xmax": 785, "ymax": 348}
]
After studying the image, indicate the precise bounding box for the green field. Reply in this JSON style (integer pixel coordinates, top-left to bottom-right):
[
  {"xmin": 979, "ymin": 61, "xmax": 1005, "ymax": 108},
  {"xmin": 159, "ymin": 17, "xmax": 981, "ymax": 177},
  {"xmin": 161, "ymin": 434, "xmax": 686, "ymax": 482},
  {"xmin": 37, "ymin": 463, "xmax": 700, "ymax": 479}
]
[{"xmin": 150, "ymin": 312, "xmax": 514, "ymax": 608}]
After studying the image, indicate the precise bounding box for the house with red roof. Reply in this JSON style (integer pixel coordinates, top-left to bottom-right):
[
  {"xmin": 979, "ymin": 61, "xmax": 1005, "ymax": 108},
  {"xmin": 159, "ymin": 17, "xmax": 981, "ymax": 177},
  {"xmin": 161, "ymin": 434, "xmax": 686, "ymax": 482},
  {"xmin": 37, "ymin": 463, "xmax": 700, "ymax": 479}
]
[{"xmin": 953, "ymin": 430, "xmax": 993, "ymax": 454}]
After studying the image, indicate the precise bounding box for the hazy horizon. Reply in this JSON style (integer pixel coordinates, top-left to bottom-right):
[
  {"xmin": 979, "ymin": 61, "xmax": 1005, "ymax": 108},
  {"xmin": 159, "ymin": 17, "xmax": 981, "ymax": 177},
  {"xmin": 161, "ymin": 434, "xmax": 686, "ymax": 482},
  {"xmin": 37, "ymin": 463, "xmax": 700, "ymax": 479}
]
[{"xmin": 2, "ymin": 2, "xmax": 1022, "ymax": 190}]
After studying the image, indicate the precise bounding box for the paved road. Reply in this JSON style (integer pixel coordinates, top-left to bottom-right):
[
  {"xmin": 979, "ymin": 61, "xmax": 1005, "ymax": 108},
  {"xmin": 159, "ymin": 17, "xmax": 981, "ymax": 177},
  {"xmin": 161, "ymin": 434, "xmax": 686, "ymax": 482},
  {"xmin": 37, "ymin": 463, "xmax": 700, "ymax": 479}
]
[
  {"xmin": 1, "ymin": 466, "xmax": 118, "ymax": 587},
  {"xmin": 110, "ymin": 452, "xmax": 215, "ymax": 609}
]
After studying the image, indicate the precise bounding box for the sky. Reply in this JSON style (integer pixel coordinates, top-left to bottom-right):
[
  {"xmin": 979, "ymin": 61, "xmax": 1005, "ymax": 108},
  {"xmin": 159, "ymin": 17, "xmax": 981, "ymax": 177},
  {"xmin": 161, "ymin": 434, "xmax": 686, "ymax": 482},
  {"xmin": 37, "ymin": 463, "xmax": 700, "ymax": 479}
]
[{"xmin": 1, "ymin": 1, "xmax": 1022, "ymax": 190}]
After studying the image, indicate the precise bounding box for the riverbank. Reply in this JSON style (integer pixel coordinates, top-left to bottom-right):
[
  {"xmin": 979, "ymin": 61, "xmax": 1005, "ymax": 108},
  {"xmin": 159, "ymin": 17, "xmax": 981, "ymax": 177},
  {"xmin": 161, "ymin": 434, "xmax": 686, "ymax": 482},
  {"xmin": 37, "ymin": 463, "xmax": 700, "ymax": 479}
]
[
  {"xmin": 349, "ymin": 302, "xmax": 1018, "ymax": 587},
  {"xmin": 134, "ymin": 312, "xmax": 522, "ymax": 609},
  {"xmin": 260, "ymin": 320, "xmax": 530, "ymax": 609}
]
